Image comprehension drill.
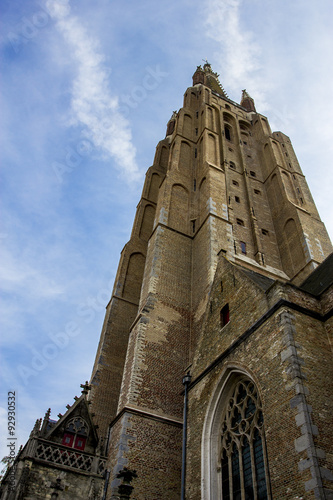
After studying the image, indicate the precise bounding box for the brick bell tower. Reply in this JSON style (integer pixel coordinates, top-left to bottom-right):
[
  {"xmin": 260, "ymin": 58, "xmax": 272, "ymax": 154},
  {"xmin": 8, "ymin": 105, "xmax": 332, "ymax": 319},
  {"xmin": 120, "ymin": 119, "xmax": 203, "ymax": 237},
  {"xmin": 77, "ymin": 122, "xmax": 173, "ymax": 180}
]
[{"xmin": 88, "ymin": 63, "xmax": 333, "ymax": 499}]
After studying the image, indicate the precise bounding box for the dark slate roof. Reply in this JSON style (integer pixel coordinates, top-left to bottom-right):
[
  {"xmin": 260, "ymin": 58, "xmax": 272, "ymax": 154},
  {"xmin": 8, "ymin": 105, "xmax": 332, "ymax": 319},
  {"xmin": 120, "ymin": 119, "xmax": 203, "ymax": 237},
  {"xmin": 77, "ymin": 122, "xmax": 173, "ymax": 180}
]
[
  {"xmin": 239, "ymin": 267, "xmax": 275, "ymax": 292},
  {"xmin": 299, "ymin": 252, "xmax": 333, "ymax": 296},
  {"xmin": 46, "ymin": 419, "xmax": 57, "ymax": 433}
]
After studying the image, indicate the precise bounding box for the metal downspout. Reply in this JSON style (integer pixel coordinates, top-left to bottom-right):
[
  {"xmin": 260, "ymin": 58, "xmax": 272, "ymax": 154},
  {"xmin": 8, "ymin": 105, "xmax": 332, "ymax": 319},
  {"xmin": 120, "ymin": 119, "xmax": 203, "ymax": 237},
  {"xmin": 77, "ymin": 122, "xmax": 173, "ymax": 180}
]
[{"xmin": 181, "ymin": 373, "xmax": 191, "ymax": 500}]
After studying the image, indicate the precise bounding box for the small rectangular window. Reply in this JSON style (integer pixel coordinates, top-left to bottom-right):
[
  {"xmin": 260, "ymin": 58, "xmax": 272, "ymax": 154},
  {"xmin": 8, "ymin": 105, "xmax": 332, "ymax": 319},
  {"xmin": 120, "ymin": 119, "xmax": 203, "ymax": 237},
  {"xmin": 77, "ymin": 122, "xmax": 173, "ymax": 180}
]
[
  {"xmin": 236, "ymin": 219, "xmax": 244, "ymax": 226},
  {"xmin": 235, "ymin": 196, "xmax": 240, "ymax": 203},
  {"xmin": 250, "ymin": 171, "xmax": 256, "ymax": 177},
  {"xmin": 261, "ymin": 229, "xmax": 269, "ymax": 236},
  {"xmin": 232, "ymin": 180, "xmax": 239, "ymax": 186},
  {"xmin": 225, "ymin": 126, "xmax": 231, "ymax": 141},
  {"xmin": 62, "ymin": 433, "xmax": 74, "ymax": 448},
  {"xmin": 254, "ymin": 189, "xmax": 261, "ymax": 195},
  {"xmin": 74, "ymin": 436, "xmax": 86, "ymax": 451},
  {"xmin": 220, "ymin": 304, "xmax": 230, "ymax": 327},
  {"xmin": 240, "ymin": 241, "xmax": 246, "ymax": 254}
]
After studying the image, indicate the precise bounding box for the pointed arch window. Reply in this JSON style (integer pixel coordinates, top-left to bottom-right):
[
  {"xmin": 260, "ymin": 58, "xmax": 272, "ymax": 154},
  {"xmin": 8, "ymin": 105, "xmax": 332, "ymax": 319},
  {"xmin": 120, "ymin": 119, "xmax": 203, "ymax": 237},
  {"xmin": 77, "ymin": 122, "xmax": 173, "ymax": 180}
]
[
  {"xmin": 62, "ymin": 417, "xmax": 89, "ymax": 451},
  {"xmin": 220, "ymin": 378, "xmax": 270, "ymax": 499}
]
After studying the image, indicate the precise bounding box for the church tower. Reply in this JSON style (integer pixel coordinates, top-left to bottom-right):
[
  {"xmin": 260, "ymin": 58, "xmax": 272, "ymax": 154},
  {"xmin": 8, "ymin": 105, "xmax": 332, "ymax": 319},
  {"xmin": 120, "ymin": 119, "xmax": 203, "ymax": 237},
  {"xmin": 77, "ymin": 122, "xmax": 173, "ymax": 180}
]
[
  {"xmin": 3, "ymin": 64, "xmax": 332, "ymax": 500},
  {"xmin": 88, "ymin": 63, "xmax": 333, "ymax": 499}
]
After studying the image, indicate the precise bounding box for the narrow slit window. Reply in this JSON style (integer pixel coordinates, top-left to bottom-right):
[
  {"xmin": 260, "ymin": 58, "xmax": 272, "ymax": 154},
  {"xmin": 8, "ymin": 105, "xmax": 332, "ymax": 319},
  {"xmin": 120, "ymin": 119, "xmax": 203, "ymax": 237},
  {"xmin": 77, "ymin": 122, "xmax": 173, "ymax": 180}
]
[
  {"xmin": 224, "ymin": 126, "xmax": 231, "ymax": 141},
  {"xmin": 240, "ymin": 241, "xmax": 246, "ymax": 254},
  {"xmin": 236, "ymin": 219, "xmax": 244, "ymax": 226},
  {"xmin": 220, "ymin": 304, "xmax": 230, "ymax": 327},
  {"xmin": 235, "ymin": 196, "xmax": 240, "ymax": 203}
]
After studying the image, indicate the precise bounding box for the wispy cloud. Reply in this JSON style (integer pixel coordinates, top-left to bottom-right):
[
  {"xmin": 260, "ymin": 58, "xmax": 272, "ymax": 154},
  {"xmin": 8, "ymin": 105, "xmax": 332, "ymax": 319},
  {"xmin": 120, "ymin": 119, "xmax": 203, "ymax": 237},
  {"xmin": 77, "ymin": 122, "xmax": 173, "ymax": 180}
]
[
  {"xmin": 45, "ymin": 0, "xmax": 140, "ymax": 180},
  {"xmin": 205, "ymin": 1, "xmax": 261, "ymax": 85}
]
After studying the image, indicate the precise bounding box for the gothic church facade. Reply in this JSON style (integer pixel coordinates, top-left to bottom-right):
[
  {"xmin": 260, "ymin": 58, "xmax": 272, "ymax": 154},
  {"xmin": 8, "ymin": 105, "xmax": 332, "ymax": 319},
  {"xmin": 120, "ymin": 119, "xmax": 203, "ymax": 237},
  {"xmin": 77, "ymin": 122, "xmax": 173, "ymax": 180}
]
[{"xmin": 1, "ymin": 64, "xmax": 332, "ymax": 499}]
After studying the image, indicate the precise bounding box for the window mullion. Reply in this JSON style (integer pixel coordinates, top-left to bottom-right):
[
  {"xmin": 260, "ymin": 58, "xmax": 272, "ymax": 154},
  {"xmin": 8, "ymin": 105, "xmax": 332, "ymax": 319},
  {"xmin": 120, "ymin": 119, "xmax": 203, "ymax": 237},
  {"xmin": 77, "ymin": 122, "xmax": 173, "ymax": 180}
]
[
  {"xmin": 249, "ymin": 436, "xmax": 258, "ymax": 500},
  {"xmin": 239, "ymin": 440, "xmax": 246, "ymax": 500},
  {"xmin": 261, "ymin": 429, "xmax": 272, "ymax": 500},
  {"xmin": 228, "ymin": 453, "xmax": 233, "ymax": 499}
]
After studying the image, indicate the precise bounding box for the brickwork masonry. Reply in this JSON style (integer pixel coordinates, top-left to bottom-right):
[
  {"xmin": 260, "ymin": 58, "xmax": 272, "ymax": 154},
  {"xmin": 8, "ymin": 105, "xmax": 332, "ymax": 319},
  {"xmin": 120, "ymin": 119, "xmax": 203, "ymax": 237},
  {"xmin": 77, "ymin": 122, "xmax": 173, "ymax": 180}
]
[{"xmin": 280, "ymin": 310, "xmax": 333, "ymax": 499}]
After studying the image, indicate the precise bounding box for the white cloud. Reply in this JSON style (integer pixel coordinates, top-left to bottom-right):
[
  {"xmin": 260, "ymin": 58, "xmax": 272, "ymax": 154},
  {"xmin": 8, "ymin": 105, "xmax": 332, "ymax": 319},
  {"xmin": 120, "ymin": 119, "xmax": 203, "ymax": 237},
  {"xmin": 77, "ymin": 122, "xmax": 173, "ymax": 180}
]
[
  {"xmin": 205, "ymin": 0, "xmax": 266, "ymax": 104},
  {"xmin": 45, "ymin": 0, "xmax": 140, "ymax": 180}
]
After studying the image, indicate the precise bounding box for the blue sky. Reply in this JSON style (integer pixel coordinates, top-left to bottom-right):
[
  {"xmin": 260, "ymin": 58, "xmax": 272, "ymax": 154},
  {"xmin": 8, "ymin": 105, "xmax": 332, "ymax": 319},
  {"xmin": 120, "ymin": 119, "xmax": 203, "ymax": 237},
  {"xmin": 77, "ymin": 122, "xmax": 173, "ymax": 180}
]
[{"xmin": 1, "ymin": 0, "xmax": 333, "ymax": 459}]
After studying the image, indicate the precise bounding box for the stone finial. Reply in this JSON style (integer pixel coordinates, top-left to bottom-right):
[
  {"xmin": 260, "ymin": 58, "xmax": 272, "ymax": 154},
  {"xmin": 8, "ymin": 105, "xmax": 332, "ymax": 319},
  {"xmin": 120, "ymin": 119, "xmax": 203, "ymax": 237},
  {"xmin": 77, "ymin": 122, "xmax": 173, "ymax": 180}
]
[
  {"xmin": 203, "ymin": 60, "xmax": 212, "ymax": 72},
  {"xmin": 240, "ymin": 89, "xmax": 256, "ymax": 112},
  {"xmin": 30, "ymin": 418, "xmax": 42, "ymax": 437},
  {"xmin": 80, "ymin": 380, "xmax": 91, "ymax": 396},
  {"xmin": 41, "ymin": 407, "xmax": 52, "ymax": 434},
  {"xmin": 44, "ymin": 408, "xmax": 51, "ymax": 420}
]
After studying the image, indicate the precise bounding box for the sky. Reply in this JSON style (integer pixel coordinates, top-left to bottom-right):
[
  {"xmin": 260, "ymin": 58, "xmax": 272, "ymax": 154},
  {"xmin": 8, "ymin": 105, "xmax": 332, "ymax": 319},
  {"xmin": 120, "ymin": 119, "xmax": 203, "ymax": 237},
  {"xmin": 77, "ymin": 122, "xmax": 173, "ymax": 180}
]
[{"xmin": 1, "ymin": 0, "xmax": 333, "ymax": 460}]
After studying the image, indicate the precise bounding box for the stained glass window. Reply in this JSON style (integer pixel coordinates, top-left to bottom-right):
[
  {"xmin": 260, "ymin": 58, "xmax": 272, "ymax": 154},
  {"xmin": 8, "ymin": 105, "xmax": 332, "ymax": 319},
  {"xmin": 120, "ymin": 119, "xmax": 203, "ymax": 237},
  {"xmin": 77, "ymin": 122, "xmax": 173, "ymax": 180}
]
[{"xmin": 220, "ymin": 378, "xmax": 269, "ymax": 499}]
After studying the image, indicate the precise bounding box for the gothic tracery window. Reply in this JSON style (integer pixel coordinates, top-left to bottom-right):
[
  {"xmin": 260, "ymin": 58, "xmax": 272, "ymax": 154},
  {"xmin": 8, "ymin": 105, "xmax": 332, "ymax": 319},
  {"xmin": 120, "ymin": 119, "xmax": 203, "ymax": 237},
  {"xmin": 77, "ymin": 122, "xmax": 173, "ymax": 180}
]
[
  {"xmin": 220, "ymin": 378, "xmax": 270, "ymax": 499},
  {"xmin": 62, "ymin": 417, "xmax": 89, "ymax": 451}
]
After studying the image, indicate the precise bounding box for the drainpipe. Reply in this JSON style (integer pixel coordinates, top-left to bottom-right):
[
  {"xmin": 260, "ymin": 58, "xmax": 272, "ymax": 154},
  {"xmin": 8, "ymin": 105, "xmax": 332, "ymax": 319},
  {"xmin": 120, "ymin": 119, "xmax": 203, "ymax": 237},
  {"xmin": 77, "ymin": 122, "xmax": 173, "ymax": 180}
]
[
  {"xmin": 181, "ymin": 372, "xmax": 191, "ymax": 500},
  {"xmin": 102, "ymin": 470, "xmax": 110, "ymax": 500}
]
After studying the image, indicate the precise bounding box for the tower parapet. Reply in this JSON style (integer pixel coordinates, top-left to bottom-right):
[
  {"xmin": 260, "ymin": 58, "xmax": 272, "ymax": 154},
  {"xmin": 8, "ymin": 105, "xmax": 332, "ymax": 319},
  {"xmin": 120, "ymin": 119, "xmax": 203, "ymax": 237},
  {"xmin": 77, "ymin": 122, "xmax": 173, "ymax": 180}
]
[{"xmin": 192, "ymin": 61, "xmax": 229, "ymax": 98}]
